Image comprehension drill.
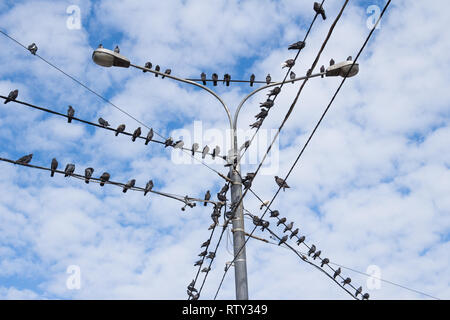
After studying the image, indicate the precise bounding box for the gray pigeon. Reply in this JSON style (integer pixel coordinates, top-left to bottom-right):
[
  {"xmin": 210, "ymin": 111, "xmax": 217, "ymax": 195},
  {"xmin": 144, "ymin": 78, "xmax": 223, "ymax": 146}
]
[
  {"xmin": 201, "ymin": 72, "xmax": 207, "ymax": 85},
  {"xmin": 212, "ymin": 146, "xmax": 220, "ymax": 159},
  {"xmin": 312, "ymin": 250, "xmax": 321, "ymax": 260},
  {"xmin": 67, "ymin": 105, "xmax": 75, "ymax": 123},
  {"xmin": 194, "ymin": 259, "xmax": 202, "ymax": 266},
  {"xmin": 307, "ymin": 244, "xmax": 316, "ymax": 256},
  {"xmin": 282, "ymin": 59, "xmax": 295, "ymax": 69},
  {"xmin": 290, "ymin": 71, "xmax": 296, "ymax": 83},
  {"xmin": 84, "ymin": 167, "xmax": 94, "ymax": 183},
  {"xmin": 249, "ymin": 119, "xmax": 263, "ymax": 129},
  {"xmin": 290, "ymin": 228, "xmax": 299, "ymax": 238},
  {"xmin": 321, "ymin": 258, "xmax": 330, "ymax": 267},
  {"xmin": 100, "ymin": 172, "xmax": 110, "ymax": 186},
  {"xmin": 27, "ymin": 43, "xmax": 38, "ymax": 55},
  {"xmin": 162, "ymin": 69, "xmax": 171, "ymax": 79},
  {"xmin": 155, "ymin": 65, "xmax": 160, "ymax": 77},
  {"xmin": 201, "ymin": 267, "xmax": 211, "ymax": 273},
  {"xmin": 270, "ymin": 210, "xmax": 279, "ymax": 218},
  {"xmin": 115, "ymin": 124, "xmax": 126, "ymax": 136},
  {"xmin": 267, "ymin": 87, "xmax": 281, "ymax": 97},
  {"xmin": 260, "ymin": 99, "xmax": 274, "ymax": 109},
  {"xmin": 250, "ymin": 74, "xmax": 255, "ymax": 87},
  {"xmin": 174, "ymin": 140, "xmax": 184, "ymax": 149},
  {"xmin": 342, "ymin": 277, "xmax": 351, "ymax": 286},
  {"xmin": 278, "ymin": 235, "xmax": 288, "ymax": 246},
  {"xmin": 114, "ymin": 45, "xmax": 120, "ymax": 53},
  {"xmin": 333, "ymin": 267, "xmax": 341, "ymax": 279},
  {"xmin": 277, "ymin": 217, "xmax": 287, "ymax": 226},
  {"xmin": 255, "ymin": 108, "xmax": 268, "ymax": 120},
  {"xmin": 296, "ymin": 235, "xmax": 305, "ymax": 245},
  {"xmin": 223, "ymin": 74, "xmax": 231, "ymax": 86},
  {"xmin": 206, "ymin": 252, "xmax": 215, "ymax": 259},
  {"xmin": 212, "ymin": 73, "xmax": 218, "ymax": 86},
  {"xmin": 204, "ymin": 190, "xmax": 211, "ymax": 206},
  {"xmin": 4, "ymin": 89, "xmax": 18, "ymax": 104},
  {"xmin": 201, "ymin": 239, "xmax": 210, "ymax": 248},
  {"xmin": 188, "ymin": 280, "xmax": 197, "ymax": 293},
  {"xmin": 362, "ymin": 293, "xmax": 370, "ymax": 300},
  {"xmin": 132, "ymin": 127, "xmax": 141, "ymax": 142},
  {"xmin": 283, "ymin": 222, "xmax": 294, "ymax": 233},
  {"xmin": 355, "ymin": 286, "xmax": 362, "ymax": 298},
  {"xmin": 330, "ymin": 58, "xmax": 335, "ymax": 66},
  {"xmin": 123, "ymin": 179, "xmax": 136, "ymax": 193},
  {"xmin": 275, "ymin": 176, "xmax": 290, "ymax": 191},
  {"xmin": 143, "ymin": 61, "xmax": 152, "ymax": 72},
  {"xmin": 347, "ymin": 56, "xmax": 352, "ymax": 61},
  {"xmin": 144, "ymin": 180, "xmax": 154, "ymax": 196},
  {"xmin": 266, "ymin": 74, "xmax": 271, "ymax": 84},
  {"xmin": 320, "ymin": 65, "xmax": 325, "ymax": 78},
  {"xmin": 51, "ymin": 158, "xmax": 58, "ymax": 177},
  {"xmin": 98, "ymin": 117, "xmax": 109, "ymax": 127},
  {"xmin": 219, "ymin": 184, "xmax": 229, "ymax": 195},
  {"xmin": 16, "ymin": 154, "xmax": 32, "ymax": 164},
  {"xmin": 198, "ymin": 250, "xmax": 207, "ymax": 257},
  {"xmin": 191, "ymin": 143, "xmax": 199, "ymax": 155},
  {"xmin": 64, "ymin": 163, "xmax": 75, "ymax": 177},
  {"xmin": 145, "ymin": 128, "xmax": 154, "ymax": 145},
  {"xmin": 313, "ymin": 2, "xmax": 326, "ymax": 20},
  {"xmin": 202, "ymin": 146, "xmax": 209, "ymax": 159},
  {"xmin": 288, "ymin": 41, "xmax": 306, "ymax": 51},
  {"xmin": 164, "ymin": 137, "xmax": 173, "ymax": 148}
]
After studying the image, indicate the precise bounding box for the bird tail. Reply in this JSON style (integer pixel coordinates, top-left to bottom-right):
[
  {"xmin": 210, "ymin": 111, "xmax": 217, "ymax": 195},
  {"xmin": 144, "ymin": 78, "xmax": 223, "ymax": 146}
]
[
  {"xmin": 115, "ymin": 132, "xmax": 119, "ymax": 136},
  {"xmin": 4, "ymin": 100, "xmax": 9, "ymax": 104},
  {"xmin": 100, "ymin": 182, "xmax": 105, "ymax": 187},
  {"xmin": 204, "ymin": 202, "xmax": 207, "ymax": 207},
  {"xmin": 123, "ymin": 189, "xmax": 127, "ymax": 193},
  {"xmin": 144, "ymin": 191, "xmax": 148, "ymax": 196},
  {"xmin": 65, "ymin": 174, "xmax": 69, "ymax": 177},
  {"xmin": 85, "ymin": 178, "xmax": 89, "ymax": 184},
  {"xmin": 68, "ymin": 118, "xmax": 72, "ymax": 123},
  {"xmin": 51, "ymin": 171, "xmax": 55, "ymax": 177},
  {"xmin": 132, "ymin": 137, "xmax": 136, "ymax": 142}
]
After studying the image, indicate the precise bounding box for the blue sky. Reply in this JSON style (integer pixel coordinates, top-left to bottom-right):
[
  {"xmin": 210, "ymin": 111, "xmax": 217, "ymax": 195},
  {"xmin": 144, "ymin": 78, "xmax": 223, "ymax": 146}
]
[{"xmin": 0, "ymin": 0, "xmax": 449, "ymax": 299}]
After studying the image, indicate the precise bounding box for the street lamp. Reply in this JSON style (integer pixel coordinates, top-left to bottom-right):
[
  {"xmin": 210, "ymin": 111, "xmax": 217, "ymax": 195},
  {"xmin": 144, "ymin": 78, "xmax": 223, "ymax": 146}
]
[{"xmin": 92, "ymin": 47, "xmax": 358, "ymax": 300}]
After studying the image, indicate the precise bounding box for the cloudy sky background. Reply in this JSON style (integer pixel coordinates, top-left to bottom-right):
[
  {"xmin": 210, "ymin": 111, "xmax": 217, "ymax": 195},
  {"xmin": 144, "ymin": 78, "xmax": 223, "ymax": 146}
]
[{"xmin": 0, "ymin": 0, "xmax": 449, "ymax": 299}]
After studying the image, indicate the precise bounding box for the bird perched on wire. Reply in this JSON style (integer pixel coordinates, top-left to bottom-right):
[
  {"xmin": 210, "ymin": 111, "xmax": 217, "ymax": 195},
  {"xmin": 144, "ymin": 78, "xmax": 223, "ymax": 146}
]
[
  {"xmin": 114, "ymin": 45, "xmax": 120, "ymax": 53},
  {"xmin": 99, "ymin": 172, "xmax": 110, "ymax": 186},
  {"xmin": 174, "ymin": 140, "xmax": 184, "ymax": 149},
  {"xmin": 313, "ymin": 2, "xmax": 326, "ymax": 20},
  {"xmin": 219, "ymin": 184, "xmax": 229, "ymax": 195},
  {"xmin": 249, "ymin": 119, "xmax": 263, "ymax": 129},
  {"xmin": 296, "ymin": 235, "xmax": 305, "ymax": 245},
  {"xmin": 204, "ymin": 190, "xmax": 211, "ymax": 206},
  {"xmin": 115, "ymin": 124, "xmax": 126, "ymax": 136},
  {"xmin": 191, "ymin": 143, "xmax": 199, "ymax": 155},
  {"xmin": 250, "ymin": 74, "xmax": 255, "ymax": 87},
  {"xmin": 84, "ymin": 167, "xmax": 94, "ymax": 183},
  {"xmin": 362, "ymin": 293, "xmax": 369, "ymax": 300},
  {"xmin": 307, "ymin": 244, "xmax": 316, "ymax": 256},
  {"xmin": 123, "ymin": 179, "xmax": 136, "ymax": 193},
  {"xmin": 4, "ymin": 89, "xmax": 18, "ymax": 104},
  {"xmin": 144, "ymin": 180, "xmax": 154, "ymax": 196},
  {"xmin": 198, "ymin": 250, "xmax": 207, "ymax": 257},
  {"xmin": 201, "ymin": 72, "xmax": 207, "ymax": 85},
  {"xmin": 282, "ymin": 59, "xmax": 295, "ymax": 69},
  {"xmin": 212, "ymin": 73, "xmax": 218, "ymax": 86},
  {"xmin": 255, "ymin": 108, "xmax": 268, "ymax": 120},
  {"xmin": 155, "ymin": 65, "xmax": 160, "ymax": 77},
  {"xmin": 270, "ymin": 210, "xmax": 279, "ymax": 218},
  {"xmin": 27, "ymin": 43, "xmax": 38, "ymax": 55},
  {"xmin": 223, "ymin": 74, "xmax": 231, "ymax": 86},
  {"xmin": 266, "ymin": 74, "xmax": 271, "ymax": 84},
  {"xmin": 164, "ymin": 137, "xmax": 174, "ymax": 148},
  {"xmin": 277, "ymin": 217, "xmax": 287, "ymax": 226},
  {"xmin": 267, "ymin": 87, "xmax": 281, "ymax": 98},
  {"xmin": 244, "ymin": 172, "xmax": 255, "ymax": 182},
  {"xmin": 320, "ymin": 65, "xmax": 325, "ymax": 78},
  {"xmin": 347, "ymin": 56, "xmax": 352, "ymax": 61},
  {"xmin": 162, "ymin": 69, "xmax": 171, "ymax": 79},
  {"xmin": 98, "ymin": 117, "xmax": 109, "ymax": 127},
  {"xmin": 132, "ymin": 127, "xmax": 141, "ymax": 142},
  {"xmin": 201, "ymin": 239, "xmax": 210, "ymax": 248},
  {"xmin": 201, "ymin": 267, "xmax": 211, "ymax": 273},
  {"xmin": 290, "ymin": 228, "xmax": 299, "ymax": 238},
  {"xmin": 260, "ymin": 99, "xmax": 274, "ymax": 109},
  {"xmin": 283, "ymin": 222, "xmax": 294, "ymax": 233},
  {"xmin": 202, "ymin": 146, "xmax": 209, "ymax": 159},
  {"xmin": 330, "ymin": 58, "xmax": 335, "ymax": 66},
  {"xmin": 260, "ymin": 200, "xmax": 270, "ymax": 210},
  {"xmin": 50, "ymin": 158, "xmax": 58, "ymax": 177},
  {"xmin": 16, "ymin": 154, "xmax": 32, "ymax": 164},
  {"xmin": 278, "ymin": 235, "xmax": 288, "ymax": 246},
  {"xmin": 145, "ymin": 129, "xmax": 154, "ymax": 145},
  {"xmin": 187, "ymin": 280, "xmax": 198, "ymax": 293},
  {"xmin": 288, "ymin": 40, "xmax": 306, "ymax": 51},
  {"xmin": 321, "ymin": 258, "xmax": 330, "ymax": 267},
  {"xmin": 143, "ymin": 61, "xmax": 152, "ymax": 72},
  {"xmin": 355, "ymin": 286, "xmax": 362, "ymax": 298},
  {"xmin": 194, "ymin": 259, "xmax": 202, "ymax": 266},
  {"xmin": 206, "ymin": 252, "xmax": 215, "ymax": 259},
  {"xmin": 67, "ymin": 105, "xmax": 75, "ymax": 123},
  {"xmin": 211, "ymin": 146, "xmax": 220, "ymax": 159},
  {"xmin": 290, "ymin": 71, "xmax": 296, "ymax": 84},
  {"xmin": 64, "ymin": 163, "xmax": 75, "ymax": 177},
  {"xmin": 275, "ymin": 176, "xmax": 290, "ymax": 191},
  {"xmin": 342, "ymin": 277, "xmax": 351, "ymax": 286},
  {"xmin": 333, "ymin": 267, "xmax": 341, "ymax": 279},
  {"xmin": 312, "ymin": 250, "xmax": 321, "ymax": 260}
]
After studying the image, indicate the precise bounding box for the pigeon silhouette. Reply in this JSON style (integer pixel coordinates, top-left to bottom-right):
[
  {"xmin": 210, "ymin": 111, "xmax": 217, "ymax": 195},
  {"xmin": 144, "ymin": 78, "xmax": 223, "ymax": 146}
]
[
  {"xmin": 100, "ymin": 172, "xmax": 110, "ymax": 186},
  {"xmin": 51, "ymin": 158, "xmax": 58, "ymax": 177},
  {"xmin": 155, "ymin": 65, "xmax": 160, "ymax": 77},
  {"xmin": 278, "ymin": 235, "xmax": 288, "ymax": 246},
  {"xmin": 266, "ymin": 74, "xmax": 271, "ymax": 84},
  {"xmin": 321, "ymin": 258, "xmax": 330, "ymax": 267},
  {"xmin": 260, "ymin": 99, "xmax": 274, "ymax": 109},
  {"xmin": 267, "ymin": 87, "xmax": 281, "ymax": 97},
  {"xmin": 204, "ymin": 190, "xmax": 211, "ymax": 206},
  {"xmin": 144, "ymin": 180, "xmax": 154, "ymax": 196},
  {"xmin": 191, "ymin": 143, "xmax": 199, "ymax": 155},
  {"xmin": 290, "ymin": 71, "xmax": 296, "ymax": 83},
  {"xmin": 250, "ymin": 74, "xmax": 255, "ymax": 87},
  {"xmin": 123, "ymin": 179, "xmax": 136, "ymax": 193},
  {"xmin": 249, "ymin": 119, "xmax": 263, "ymax": 129},
  {"xmin": 201, "ymin": 72, "xmax": 207, "ymax": 85},
  {"xmin": 28, "ymin": 43, "xmax": 38, "ymax": 55},
  {"xmin": 98, "ymin": 117, "xmax": 109, "ymax": 127},
  {"xmin": 313, "ymin": 2, "xmax": 326, "ymax": 20},
  {"xmin": 212, "ymin": 73, "xmax": 218, "ymax": 86},
  {"xmin": 16, "ymin": 154, "xmax": 32, "ymax": 164},
  {"xmin": 145, "ymin": 129, "xmax": 154, "ymax": 145},
  {"xmin": 64, "ymin": 163, "xmax": 75, "ymax": 177},
  {"xmin": 132, "ymin": 127, "xmax": 141, "ymax": 142},
  {"xmin": 275, "ymin": 176, "xmax": 290, "ymax": 191},
  {"xmin": 282, "ymin": 59, "xmax": 295, "ymax": 69},
  {"xmin": 333, "ymin": 267, "xmax": 341, "ymax": 279},
  {"xmin": 115, "ymin": 124, "xmax": 126, "ymax": 136},
  {"xmin": 4, "ymin": 89, "xmax": 18, "ymax": 104},
  {"xmin": 296, "ymin": 235, "xmax": 305, "ymax": 245},
  {"xmin": 307, "ymin": 244, "xmax": 316, "ymax": 256},
  {"xmin": 114, "ymin": 45, "xmax": 120, "ymax": 53},
  {"xmin": 202, "ymin": 146, "xmax": 209, "ymax": 159},
  {"xmin": 67, "ymin": 106, "xmax": 75, "ymax": 123},
  {"xmin": 84, "ymin": 167, "xmax": 94, "ymax": 183},
  {"xmin": 162, "ymin": 68, "xmax": 171, "ymax": 79},
  {"xmin": 288, "ymin": 41, "xmax": 306, "ymax": 51},
  {"xmin": 143, "ymin": 61, "xmax": 152, "ymax": 72}
]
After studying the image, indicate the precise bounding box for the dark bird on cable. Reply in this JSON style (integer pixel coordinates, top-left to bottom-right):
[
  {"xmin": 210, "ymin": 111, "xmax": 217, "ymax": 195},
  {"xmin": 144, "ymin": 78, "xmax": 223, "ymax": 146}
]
[
  {"xmin": 162, "ymin": 68, "xmax": 171, "ymax": 79},
  {"xmin": 260, "ymin": 200, "xmax": 269, "ymax": 210},
  {"xmin": 212, "ymin": 73, "xmax": 218, "ymax": 86},
  {"xmin": 219, "ymin": 184, "xmax": 229, "ymax": 195},
  {"xmin": 217, "ymin": 192, "xmax": 226, "ymax": 202},
  {"xmin": 67, "ymin": 105, "xmax": 75, "ymax": 123},
  {"xmin": 164, "ymin": 137, "xmax": 174, "ymax": 148},
  {"xmin": 290, "ymin": 228, "xmax": 299, "ymax": 239},
  {"xmin": 362, "ymin": 293, "xmax": 370, "ymax": 300},
  {"xmin": 143, "ymin": 61, "xmax": 152, "ymax": 72},
  {"xmin": 266, "ymin": 74, "xmax": 271, "ymax": 84},
  {"xmin": 275, "ymin": 176, "xmax": 290, "ymax": 191},
  {"xmin": 191, "ymin": 143, "xmax": 199, "ymax": 155},
  {"xmin": 347, "ymin": 56, "xmax": 352, "ymax": 61},
  {"xmin": 194, "ymin": 259, "xmax": 202, "ymax": 266},
  {"xmin": 288, "ymin": 41, "xmax": 306, "ymax": 51},
  {"xmin": 290, "ymin": 71, "xmax": 296, "ymax": 83},
  {"xmin": 320, "ymin": 65, "xmax": 325, "ymax": 78},
  {"xmin": 132, "ymin": 127, "xmax": 141, "ymax": 141},
  {"xmin": 174, "ymin": 140, "xmax": 184, "ymax": 149},
  {"xmin": 206, "ymin": 252, "xmax": 215, "ymax": 259},
  {"xmin": 255, "ymin": 108, "xmax": 268, "ymax": 120},
  {"xmin": 198, "ymin": 250, "xmax": 207, "ymax": 257},
  {"xmin": 155, "ymin": 65, "xmax": 160, "ymax": 77},
  {"xmin": 201, "ymin": 72, "xmax": 207, "ymax": 85},
  {"xmin": 98, "ymin": 44, "xmax": 103, "ymax": 48},
  {"xmin": 296, "ymin": 235, "xmax": 305, "ymax": 245},
  {"xmin": 204, "ymin": 190, "xmax": 211, "ymax": 206},
  {"xmin": 355, "ymin": 286, "xmax": 362, "ymax": 298},
  {"xmin": 283, "ymin": 222, "xmax": 294, "ymax": 233},
  {"xmin": 313, "ymin": 2, "xmax": 326, "ymax": 20},
  {"xmin": 260, "ymin": 99, "xmax": 274, "ymax": 109},
  {"xmin": 201, "ymin": 267, "xmax": 211, "ymax": 273},
  {"xmin": 99, "ymin": 172, "xmax": 110, "ymax": 186},
  {"xmin": 270, "ymin": 210, "xmax": 279, "ymax": 218},
  {"xmin": 50, "ymin": 158, "xmax": 58, "ymax": 177},
  {"xmin": 123, "ymin": 179, "xmax": 136, "ymax": 193},
  {"xmin": 321, "ymin": 258, "xmax": 330, "ymax": 267},
  {"xmin": 115, "ymin": 124, "xmax": 126, "ymax": 136},
  {"xmin": 223, "ymin": 74, "xmax": 231, "ymax": 86},
  {"xmin": 313, "ymin": 250, "xmax": 321, "ymax": 260},
  {"xmin": 249, "ymin": 119, "xmax": 263, "ymax": 129},
  {"xmin": 16, "ymin": 154, "xmax": 32, "ymax": 164},
  {"xmin": 240, "ymin": 140, "xmax": 250, "ymax": 151},
  {"xmin": 114, "ymin": 45, "xmax": 120, "ymax": 53},
  {"xmin": 278, "ymin": 235, "xmax": 288, "ymax": 246},
  {"xmin": 307, "ymin": 244, "xmax": 316, "ymax": 256},
  {"xmin": 250, "ymin": 74, "xmax": 255, "ymax": 87},
  {"xmin": 277, "ymin": 217, "xmax": 287, "ymax": 226},
  {"xmin": 243, "ymin": 179, "xmax": 252, "ymax": 189},
  {"xmin": 202, "ymin": 145, "xmax": 209, "ymax": 159},
  {"xmin": 333, "ymin": 268, "xmax": 342, "ymax": 279},
  {"xmin": 145, "ymin": 128, "xmax": 154, "ymax": 145},
  {"xmin": 28, "ymin": 43, "xmax": 38, "ymax": 55},
  {"xmin": 244, "ymin": 172, "xmax": 255, "ymax": 182},
  {"xmin": 342, "ymin": 277, "xmax": 351, "ymax": 286},
  {"xmin": 144, "ymin": 180, "xmax": 154, "ymax": 196},
  {"xmin": 282, "ymin": 59, "xmax": 295, "ymax": 69},
  {"xmin": 64, "ymin": 163, "xmax": 75, "ymax": 177},
  {"xmin": 4, "ymin": 89, "xmax": 18, "ymax": 104},
  {"xmin": 267, "ymin": 86, "xmax": 281, "ymax": 98},
  {"xmin": 98, "ymin": 117, "xmax": 109, "ymax": 127},
  {"xmin": 188, "ymin": 280, "xmax": 197, "ymax": 293},
  {"xmin": 261, "ymin": 220, "xmax": 269, "ymax": 231},
  {"xmin": 84, "ymin": 167, "xmax": 94, "ymax": 183},
  {"xmin": 201, "ymin": 239, "xmax": 210, "ymax": 248},
  {"xmin": 330, "ymin": 58, "xmax": 335, "ymax": 66},
  {"xmin": 212, "ymin": 146, "xmax": 220, "ymax": 159}
]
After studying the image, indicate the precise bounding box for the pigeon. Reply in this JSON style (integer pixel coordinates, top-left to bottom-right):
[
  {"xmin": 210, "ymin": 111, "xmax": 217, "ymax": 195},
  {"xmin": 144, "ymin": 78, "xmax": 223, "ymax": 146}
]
[
  {"xmin": 123, "ymin": 179, "xmax": 136, "ymax": 193},
  {"xmin": 201, "ymin": 239, "xmax": 210, "ymax": 248},
  {"xmin": 27, "ymin": 43, "xmax": 38, "ymax": 55},
  {"xmin": 290, "ymin": 71, "xmax": 296, "ymax": 83},
  {"xmin": 132, "ymin": 127, "xmax": 141, "ymax": 142},
  {"xmin": 296, "ymin": 235, "xmax": 305, "ymax": 245},
  {"xmin": 16, "ymin": 154, "xmax": 32, "ymax": 164},
  {"xmin": 255, "ymin": 108, "xmax": 268, "ymax": 120},
  {"xmin": 321, "ymin": 258, "xmax": 330, "ymax": 267},
  {"xmin": 219, "ymin": 184, "xmax": 229, "ymax": 195},
  {"xmin": 240, "ymin": 140, "xmax": 250, "ymax": 151},
  {"xmin": 64, "ymin": 163, "xmax": 75, "ymax": 177},
  {"xmin": 162, "ymin": 68, "xmax": 171, "ymax": 79},
  {"xmin": 278, "ymin": 235, "xmax": 288, "ymax": 246},
  {"xmin": 143, "ymin": 61, "xmax": 152, "ymax": 72},
  {"xmin": 266, "ymin": 74, "xmax": 271, "ymax": 84},
  {"xmin": 260, "ymin": 200, "xmax": 270, "ymax": 210},
  {"xmin": 114, "ymin": 45, "xmax": 120, "ymax": 53},
  {"xmin": 4, "ymin": 89, "xmax": 18, "ymax": 104},
  {"xmin": 249, "ymin": 119, "xmax": 263, "ymax": 129},
  {"xmin": 99, "ymin": 172, "xmax": 110, "ymax": 186},
  {"xmin": 84, "ymin": 167, "xmax": 94, "ymax": 183},
  {"xmin": 174, "ymin": 140, "xmax": 184, "ymax": 149},
  {"xmin": 98, "ymin": 117, "xmax": 109, "ymax": 127},
  {"xmin": 194, "ymin": 259, "xmax": 203, "ymax": 266},
  {"xmin": 333, "ymin": 267, "xmax": 341, "ymax": 279},
  {"xmin": 270, "ymin": 210, "xmax": 279, "ymax": 218},
  {"xmin": 342, "ymin": 277, "xmax": 351, "ymax": 286},
  {"xmin": 284, "ymin": 222, "xmax": 294, "ymax": 233},
  {"xmin": 187, "ymin": 280, "xmax": 197, "ymax": 293},
  {"xmin": 206, "ymin": 252, "xmax": 215, "ymax": 259},
  {"xmin": 191, "ymin": 143, "xmax": 199, "ymax": 155},
  {"xmin": 145, "ymin": 129, "xmax": 154, "ymax": 145},
  {"xmin": 362, "ymin": 293, "xmax": 370, "ymax": 300},
  {"xmin": 330, "ymin": 58, "xmax": 335, "ymax": 66},
  {"xmin": 204, "ymin": 190, "xmax": 211, "ymax": 206},
  {"xmin": 267, "ymin": 87, "xmax": 281, "ymax": 97},
  {"xmin": 275, "ymin": 176, "xmax": 290, "ymax": 191},
  {"xmin": 164, "ymin": 137, "xmax": 173, "ymax": 148},
  {"xmin": 288, "ymin": 41, "xmax": 306, "ymax": 51},
  {"xmin": 313, "ymin": 2, "xmax": 326, "ymax": 20},
  {"xmin": 202, "ymin": 146, "xmax": 209, "ymax": 159},
  {"xmin": 155, "ymin": 65, "xmax": 160, "ymax": 77},
  {"xmin": 223, "ymin": 74, "xmax": 231, "ymax": 86},
  {"xmin": 307, "ymin": 244, "xmax": 316, "ymax": 256},
  {"xmin": 260, "ymin": 220, "xmax": 270, "ymax": 231},
  {"xmin": 282, "ymin": 59, "xmax": 295, "ymax": 69},
  {"xmin": 290, "ymin": 228, "xmax": 299, "ymax": 238},
  {"xmin": 312, "ymin": 250, "xmax": 321, "ymax": 260},
  {"xmin": 355, "ymin": 286, "xmax": 362, "ymax": 298},
  {"xmin": 320, "ymin": 65, "xmax": 325, "ymax": 78},
  {"xmin": 198, "ymin": 250, "xmax": 207, "ymax": 257},
  {"xmin": 250, "ymin": 74, "xmax": 255, "ymax": 87},
  {"xmin": 213, "ymin": 146, "xmax": 220, "ymax": 158},
  {"xmin": 260, "ymin": 99, "xmax": 274, "ymax": 109},
  {"xmin": 115, "ymin": 124, "xmax": 126, "ymax": 136},
  {"xmin": 212, "ymin": 73, "xmax": 218, "ymax": 86},
  {"xmin": 243, "ymin": 179, "xmax": 252, "ymax": 189},
  {"xmin": 347, "ymin": 56, "xmax": 353, "ymax": 61},
  {"xmin": 201, "ymin": 72, "xmax": 207, "ymax": 85},
  {"xmin": 67, "ymin": 106, "xmax": 75, "ymax": 123},
  {"xmin": 50, "ymin": 158, "xmax": 58, "ymax": 177},
  {"xmin": 277, "ymin": 217, "xmax": 287, "ymax": 226},
  {"xmin": 144, "ymin": 180, "xmax": 154, "ymax": 196},
  {"xmin": 201, "ymin": 267, "xmax": 211, "ymax": 273}
]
